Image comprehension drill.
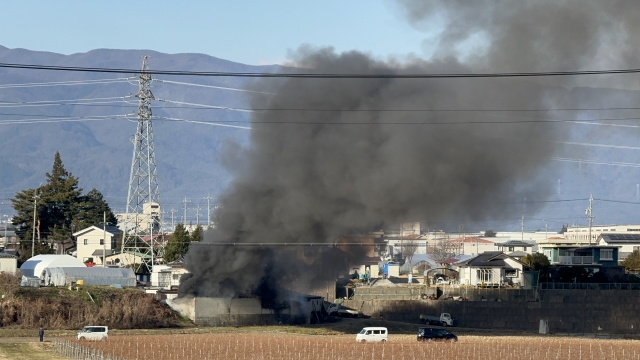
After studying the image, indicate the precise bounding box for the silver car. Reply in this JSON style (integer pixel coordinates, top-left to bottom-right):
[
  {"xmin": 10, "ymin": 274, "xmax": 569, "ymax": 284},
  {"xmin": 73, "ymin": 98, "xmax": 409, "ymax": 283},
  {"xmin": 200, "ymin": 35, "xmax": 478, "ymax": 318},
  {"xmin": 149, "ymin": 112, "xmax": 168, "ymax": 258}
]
[{"xmin": 76, "ymin": 326, "xmax": 109, "ymax": 341}]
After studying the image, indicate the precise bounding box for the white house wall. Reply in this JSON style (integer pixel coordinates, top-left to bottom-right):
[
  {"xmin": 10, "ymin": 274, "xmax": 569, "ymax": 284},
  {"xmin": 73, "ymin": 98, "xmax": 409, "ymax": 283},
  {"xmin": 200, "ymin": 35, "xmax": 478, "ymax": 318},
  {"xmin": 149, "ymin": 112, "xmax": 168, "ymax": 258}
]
[{"xmin": 0, "ymin": 258, "xmax": 17, "ymax": 275}]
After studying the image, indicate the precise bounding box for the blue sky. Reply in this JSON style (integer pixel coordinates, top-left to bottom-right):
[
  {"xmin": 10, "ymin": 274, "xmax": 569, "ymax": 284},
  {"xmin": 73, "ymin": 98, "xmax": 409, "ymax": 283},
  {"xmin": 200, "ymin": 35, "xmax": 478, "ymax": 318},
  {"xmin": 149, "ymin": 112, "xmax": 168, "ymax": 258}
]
[{"xmin": 0, "ymin": 1, "xmax": 435, "ymax": 65}]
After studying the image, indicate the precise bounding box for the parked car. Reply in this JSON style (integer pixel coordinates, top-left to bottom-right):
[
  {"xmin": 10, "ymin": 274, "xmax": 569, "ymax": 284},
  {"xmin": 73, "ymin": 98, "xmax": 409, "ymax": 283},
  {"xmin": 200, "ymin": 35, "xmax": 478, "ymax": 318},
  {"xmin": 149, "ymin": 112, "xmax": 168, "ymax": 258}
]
[
  {"xmin": 417, "ymin": 327, "xmax": 458, "ymax": 342},
  {"xmin": 356, "ymin": 327, "xmax": 388, "ymax": 343},
  {"xmin": 76, "ymin": 326, "xmax": 109, "ymax": 341}
]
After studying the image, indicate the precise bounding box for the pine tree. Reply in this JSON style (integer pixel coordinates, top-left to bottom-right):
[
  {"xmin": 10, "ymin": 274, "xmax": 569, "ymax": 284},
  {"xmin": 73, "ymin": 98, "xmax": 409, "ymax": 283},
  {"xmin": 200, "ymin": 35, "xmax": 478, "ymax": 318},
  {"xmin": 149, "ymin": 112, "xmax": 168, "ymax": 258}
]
[
  {"xmin": 73, "ymin": 189, "xmax": 118, "ymax": 231},
  {"xmin": 190, "ymin": 225, "xmax": 203, "ymax": 243},
  {"xmin": 163, "ymin": 223, "xmax": 190, "ymax": 263},
  {"xmin": 40, "ymin": 151, "xmax": 83, "ymax": 240}
]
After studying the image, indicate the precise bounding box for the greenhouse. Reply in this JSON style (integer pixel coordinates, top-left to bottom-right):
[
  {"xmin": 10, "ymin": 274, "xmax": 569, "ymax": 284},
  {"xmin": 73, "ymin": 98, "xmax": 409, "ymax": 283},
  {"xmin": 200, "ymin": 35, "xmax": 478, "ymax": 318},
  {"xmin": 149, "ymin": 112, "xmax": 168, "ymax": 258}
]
[{"xmin": 42, "ymin": 267, "xmax": 136, "ymax": 287}]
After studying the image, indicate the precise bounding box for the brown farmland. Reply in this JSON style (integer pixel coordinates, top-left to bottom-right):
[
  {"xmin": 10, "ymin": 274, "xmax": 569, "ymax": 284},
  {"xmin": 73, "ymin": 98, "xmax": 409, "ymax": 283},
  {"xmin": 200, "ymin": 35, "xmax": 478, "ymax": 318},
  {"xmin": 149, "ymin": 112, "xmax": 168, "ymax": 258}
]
[{"xmin": 67, "ymin": 332, "xmax": 640, "ymax": 360}]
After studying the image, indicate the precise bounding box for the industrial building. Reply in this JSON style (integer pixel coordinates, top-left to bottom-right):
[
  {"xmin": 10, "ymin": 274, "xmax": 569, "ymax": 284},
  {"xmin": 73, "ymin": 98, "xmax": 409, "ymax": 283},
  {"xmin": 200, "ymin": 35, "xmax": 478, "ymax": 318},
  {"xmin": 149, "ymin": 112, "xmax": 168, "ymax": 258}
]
[{"xmin": 167, "ymin": 291, "xmax": 326, "ymax": 326}]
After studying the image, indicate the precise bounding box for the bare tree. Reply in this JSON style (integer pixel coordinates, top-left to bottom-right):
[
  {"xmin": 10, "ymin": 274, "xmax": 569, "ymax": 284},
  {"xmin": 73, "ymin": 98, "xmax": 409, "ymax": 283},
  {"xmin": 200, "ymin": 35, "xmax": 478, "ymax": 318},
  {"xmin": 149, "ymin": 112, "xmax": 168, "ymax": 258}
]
[
  {"xmin": 400, "ymin": 239, "xmax": 419, "ymax": 272},
  {"xmin": 430, "ymin": 237, "xmax": 459, "ymax": 265}
]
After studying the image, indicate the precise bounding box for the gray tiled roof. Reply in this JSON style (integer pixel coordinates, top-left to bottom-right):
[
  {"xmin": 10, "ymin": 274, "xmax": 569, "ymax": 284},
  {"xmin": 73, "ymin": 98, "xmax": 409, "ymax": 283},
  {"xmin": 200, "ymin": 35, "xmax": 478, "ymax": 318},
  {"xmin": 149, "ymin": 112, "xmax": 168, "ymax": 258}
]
[
  {"xmin": 0, "ymin": 252, "xmax": 17, "ymax": 258},
  {"xmin": 455, "ymin": 251, "xmax": 515, "ymax": 267}
]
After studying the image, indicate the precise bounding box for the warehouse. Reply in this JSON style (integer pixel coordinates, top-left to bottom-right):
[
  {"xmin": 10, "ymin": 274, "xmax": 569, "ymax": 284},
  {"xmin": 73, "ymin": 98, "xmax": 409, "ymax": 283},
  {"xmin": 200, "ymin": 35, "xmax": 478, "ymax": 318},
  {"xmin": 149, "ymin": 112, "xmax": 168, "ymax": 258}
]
[{"xmin": 167, "ymin": 291, "xmax": 326, "ymax": 326}]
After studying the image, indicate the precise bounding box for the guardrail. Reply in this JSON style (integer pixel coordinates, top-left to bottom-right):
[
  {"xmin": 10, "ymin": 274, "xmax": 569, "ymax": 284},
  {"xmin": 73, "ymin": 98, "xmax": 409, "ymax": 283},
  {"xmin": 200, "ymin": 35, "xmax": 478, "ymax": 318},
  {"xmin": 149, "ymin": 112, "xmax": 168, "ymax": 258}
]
[
  {"xmin": 539, "ymin": 282, "xmax": 640, "ymax": 290},
  {"xmin": 53, "ymin": 338, "xmax": 125, "ymax": 360}
]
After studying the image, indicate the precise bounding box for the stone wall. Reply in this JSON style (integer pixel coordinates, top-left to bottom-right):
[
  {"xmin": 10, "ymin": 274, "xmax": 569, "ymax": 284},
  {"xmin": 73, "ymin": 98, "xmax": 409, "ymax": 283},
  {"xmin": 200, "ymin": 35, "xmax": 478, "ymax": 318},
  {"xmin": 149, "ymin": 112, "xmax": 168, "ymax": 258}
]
[{"xmin": 342, "ymin": 289, "xmax": 640, "ymax": 334}]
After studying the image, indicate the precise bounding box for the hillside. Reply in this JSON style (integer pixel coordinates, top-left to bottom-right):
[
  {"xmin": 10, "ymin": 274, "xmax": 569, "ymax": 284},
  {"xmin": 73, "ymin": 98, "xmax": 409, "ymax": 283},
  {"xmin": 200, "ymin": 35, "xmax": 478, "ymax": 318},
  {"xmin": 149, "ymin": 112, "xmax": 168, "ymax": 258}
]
[
  {"xmin": 0, "ymin": 274, "xmax": 182, "ymax": 329},
  {"xmin": 0, "ymin": 45, "xmax": 277, "ymax": 218},
  {"xmin": 1, "ymin": 45, "xmax": 640, "ymax": 230}
]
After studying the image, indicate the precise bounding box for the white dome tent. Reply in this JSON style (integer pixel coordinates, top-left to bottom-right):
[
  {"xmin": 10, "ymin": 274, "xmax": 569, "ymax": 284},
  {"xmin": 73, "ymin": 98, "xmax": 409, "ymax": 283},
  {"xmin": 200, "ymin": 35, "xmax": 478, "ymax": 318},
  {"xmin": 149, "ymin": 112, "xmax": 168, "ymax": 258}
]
[{"xmin": 20, "ymin": 254, "xmax": 86, "ymax": 279}]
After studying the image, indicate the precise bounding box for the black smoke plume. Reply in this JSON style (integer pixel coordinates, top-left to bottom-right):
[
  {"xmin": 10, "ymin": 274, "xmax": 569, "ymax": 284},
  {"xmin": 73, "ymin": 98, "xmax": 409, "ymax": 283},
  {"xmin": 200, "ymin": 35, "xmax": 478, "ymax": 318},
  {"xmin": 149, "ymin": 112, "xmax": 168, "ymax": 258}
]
[{"xmin": 179, "ymin": 1, "xmax": 637, "ymax": 298}]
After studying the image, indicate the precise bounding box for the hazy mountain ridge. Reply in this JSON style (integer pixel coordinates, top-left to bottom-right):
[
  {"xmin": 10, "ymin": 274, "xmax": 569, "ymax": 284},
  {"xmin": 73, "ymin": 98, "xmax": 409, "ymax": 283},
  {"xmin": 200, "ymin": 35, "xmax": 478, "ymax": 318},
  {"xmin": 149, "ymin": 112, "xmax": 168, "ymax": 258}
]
[
  {"xmin": 0, "ymin": 45, "xmax": 639, "ymax": 230},
  {"xmin": 0, "ymin": 45, "xmax": 274, "ymax": 217}
]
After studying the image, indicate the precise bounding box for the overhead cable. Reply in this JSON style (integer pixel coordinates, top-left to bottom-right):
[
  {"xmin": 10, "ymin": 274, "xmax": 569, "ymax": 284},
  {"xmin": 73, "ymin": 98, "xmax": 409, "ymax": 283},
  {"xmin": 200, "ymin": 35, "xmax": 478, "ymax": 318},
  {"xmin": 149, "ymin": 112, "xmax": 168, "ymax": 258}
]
[
  {"xmin": 156, "ymin": 116, "xmax": 251, "ymax": 130},
  {"xmin": 155, "ymin": 99, "xmax": 253, "ymax": 113},
  {"xmin": 4, "ymin": 62, "xmax": 640, "ymax": 78},
  {"xmin": 0, "ymin": 77, "xmax": 134, "ymax": 89},
  {"xmin": 550, "ymin": 157, "xmax": 640, "ymax": 168},
  {"xmin": 154, "ymin": 79, "xmax": 274, "ymax": 94}
]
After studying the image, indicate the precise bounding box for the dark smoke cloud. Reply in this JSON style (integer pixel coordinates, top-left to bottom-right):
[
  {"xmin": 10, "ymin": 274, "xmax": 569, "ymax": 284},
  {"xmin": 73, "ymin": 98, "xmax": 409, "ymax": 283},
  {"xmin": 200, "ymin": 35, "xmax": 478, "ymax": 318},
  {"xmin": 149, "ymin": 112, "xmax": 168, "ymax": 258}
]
[{"xmin": 179, "ymin": 1, "xmax": 634, "ymax": 298}]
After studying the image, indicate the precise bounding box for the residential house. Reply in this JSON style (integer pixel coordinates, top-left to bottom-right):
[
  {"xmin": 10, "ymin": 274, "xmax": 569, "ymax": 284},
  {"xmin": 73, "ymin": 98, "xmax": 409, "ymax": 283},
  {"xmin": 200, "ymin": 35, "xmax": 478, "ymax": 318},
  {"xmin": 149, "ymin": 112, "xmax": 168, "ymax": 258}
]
[
  {"xmin": 73, "ymin": 225, "xmax": 121, "ymax": 266},
  {"xmin": 538, "ymin": 243, "xmax": 620, "ymax": 267},
  {"xmin": 151, "ymin": 256, "xmax": 189, "ymax": 290},
  {"xmin": 0, "ymin": 251, "xmax": 17, "ymax": 275},
  {"xmin": 449, "ymin": 237, "xmax": 496, "ymax": 256},
  {"xmin": 495, "ymin": 240, "xmax": 535, "ymax": 259},
  {"xmin": 598, "ymin": 234, "xmax": 640, "ymax": 261},
  {"xmin": 104, "ymin": 251, "xmax": 151, "ymax": 267},
  {"xmin": 454, "ymin": 251, "xmax": 525, "ymax": 287},
  {"xmin": 0, "ymin": 224, "xmax": 18, "ymax": 249}
]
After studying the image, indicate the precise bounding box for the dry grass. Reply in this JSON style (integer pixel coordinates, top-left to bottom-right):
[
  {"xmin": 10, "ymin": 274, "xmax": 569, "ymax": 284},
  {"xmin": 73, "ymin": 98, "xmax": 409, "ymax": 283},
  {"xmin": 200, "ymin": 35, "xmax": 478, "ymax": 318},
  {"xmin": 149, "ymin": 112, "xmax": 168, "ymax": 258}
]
[
  {"xmin": 0, "ymin": 274, "xmax": 182, "ymax": 329},
  {"xmin": 68, "ymin": 333, "xmax": 640, "ymax": 360}
]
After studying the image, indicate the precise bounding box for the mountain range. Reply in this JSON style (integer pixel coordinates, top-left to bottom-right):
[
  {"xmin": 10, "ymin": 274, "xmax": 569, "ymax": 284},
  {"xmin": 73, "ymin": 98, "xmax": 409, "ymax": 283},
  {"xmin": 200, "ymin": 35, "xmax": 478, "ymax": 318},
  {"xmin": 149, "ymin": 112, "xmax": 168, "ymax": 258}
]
[{"xmin": 1, "ymin": 45, "xmax": 640, "ymax": 231}]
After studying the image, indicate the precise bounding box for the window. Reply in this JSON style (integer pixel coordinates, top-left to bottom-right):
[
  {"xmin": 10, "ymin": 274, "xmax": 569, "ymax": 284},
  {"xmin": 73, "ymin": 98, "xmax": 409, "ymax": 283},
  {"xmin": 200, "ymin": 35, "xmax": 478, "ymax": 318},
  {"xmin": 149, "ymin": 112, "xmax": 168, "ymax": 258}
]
[
  {"xmin": 505, "ymin": 269, "xmax": 517, "ymax": 277},
  {"xmin": 634, "ymin": 246, "xmax": 640, "ymax": 251},
  {"xmin": 373, "ymin": 330, "xmax": 380, "ymax": 334},
  {"xmin": 508, "ymin": 246, "xmax": 514, "ymax": 252},
  {"xmin": 172, "ymin": 274, "xmax": 180, "ymax": 280},
  {"xmin": 83, "ymin": 239, "xmax": 88, "ymax": 245},
  {"xmin": 600, "ymin": 249, "xmax": 613, "ymax": 261},
  {"xmin": 476, "ymin": 269, "xmax": 493, "ymax": 283},
  {"xmin": 99, "ymin": 239, "xmax": 104, "ymax": 246}
]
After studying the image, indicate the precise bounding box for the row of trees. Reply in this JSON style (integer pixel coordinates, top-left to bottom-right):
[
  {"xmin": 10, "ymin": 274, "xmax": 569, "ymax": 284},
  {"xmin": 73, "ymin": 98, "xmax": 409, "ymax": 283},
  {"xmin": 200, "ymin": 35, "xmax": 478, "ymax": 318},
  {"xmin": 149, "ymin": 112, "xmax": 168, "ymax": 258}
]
[{"xmin": 11, "ymin": 152, "xmax": 117, "ymax": 263}]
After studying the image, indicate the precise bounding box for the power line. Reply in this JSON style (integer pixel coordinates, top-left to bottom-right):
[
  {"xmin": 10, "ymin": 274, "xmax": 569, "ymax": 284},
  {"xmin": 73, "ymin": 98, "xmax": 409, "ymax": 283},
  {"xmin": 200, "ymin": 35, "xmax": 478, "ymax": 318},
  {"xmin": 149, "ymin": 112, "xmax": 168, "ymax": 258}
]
[
  {"xmin": 157, "ymin": 116, "xmax": 251, "ymax": 130},
  {"xmin": 154, "ymin": 79, "xmax": 274, "ymax": 94},
  {"xmin": 5, "ymin": 62, "xmax": 640, "ymax": 78},
  {"xmin": 550, "ymin": 157, "xmax": 640, "ymax": 168},
  {"xmin": 0, "ymin": 114, "xmax": 132, "ymax": 125},
  {"xmin": 0, "ymin": 77, "xmax": 134, "ymax": 89},
  {"xmin": 155, "ymin": 99, "xmax": 253, "ymax": 112}
]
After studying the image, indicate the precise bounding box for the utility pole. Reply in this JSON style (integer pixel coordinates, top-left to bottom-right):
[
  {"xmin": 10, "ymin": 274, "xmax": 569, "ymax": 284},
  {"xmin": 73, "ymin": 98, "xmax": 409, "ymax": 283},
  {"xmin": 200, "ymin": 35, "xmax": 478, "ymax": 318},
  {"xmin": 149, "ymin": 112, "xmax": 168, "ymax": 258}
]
[
  {"xmin": 31, "ymin": 191, "xmax": 39, "ymax": 258},
  {"xmin": 586, "ymin": 194, "xmax": 594, "ymax": 245},
  {"xmin": 458, "ymin": 223, "xmax": 465, "ymax": 254},
  {"xmin": 121, "ymin": 56, "xmax": 163, "ymax": 272},
  {"xmin": 194, "ymin": 205, "xmax": 201, "ymax": 225},
  {"xmin": 103, "ymin": 212, "xmax": 107, "ymax": 267},
  {"xmin": 170, "ymin": 208, "xmax": 177, "ymax": 230},
  {"xmin": 183, "ymin": 198, "xmax": 190, "ymax": 225},
  {"xmin": 545, "ymin": 223, "xmax": 548, "ymax": 239},
  {"xmin": 204, "ymin": 195, "xmax": 213, "ymax": 226}
]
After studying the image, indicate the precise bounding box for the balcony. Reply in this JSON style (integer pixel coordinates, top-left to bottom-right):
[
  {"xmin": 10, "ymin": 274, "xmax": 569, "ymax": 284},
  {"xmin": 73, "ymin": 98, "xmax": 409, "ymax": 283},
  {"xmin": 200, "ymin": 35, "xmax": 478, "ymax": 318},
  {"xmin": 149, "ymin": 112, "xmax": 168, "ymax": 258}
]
[{"xmin": 558, "ymin": 255, "xmax": 594, "ymax": 265}]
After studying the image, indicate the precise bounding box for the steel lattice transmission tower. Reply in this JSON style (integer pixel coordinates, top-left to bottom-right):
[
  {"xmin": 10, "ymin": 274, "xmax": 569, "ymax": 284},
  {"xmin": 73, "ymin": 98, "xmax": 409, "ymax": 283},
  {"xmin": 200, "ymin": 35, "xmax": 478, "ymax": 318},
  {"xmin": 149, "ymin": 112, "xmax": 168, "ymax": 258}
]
[{"xmin": 121, "ymin": 56, "xmax": 163, "ymax": 272}]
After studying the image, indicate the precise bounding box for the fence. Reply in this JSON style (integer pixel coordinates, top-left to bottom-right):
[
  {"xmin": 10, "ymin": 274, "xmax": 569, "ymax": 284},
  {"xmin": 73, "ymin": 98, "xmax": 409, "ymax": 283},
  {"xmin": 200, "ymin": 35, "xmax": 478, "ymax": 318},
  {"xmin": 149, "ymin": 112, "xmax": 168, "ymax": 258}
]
[
  {"xmin": 539, "ymin": 282, "xmax": 640, "ymax": 290},
  {"xmin": 53, "ymin": 338, "xmax": 126, "ymax": 360}
]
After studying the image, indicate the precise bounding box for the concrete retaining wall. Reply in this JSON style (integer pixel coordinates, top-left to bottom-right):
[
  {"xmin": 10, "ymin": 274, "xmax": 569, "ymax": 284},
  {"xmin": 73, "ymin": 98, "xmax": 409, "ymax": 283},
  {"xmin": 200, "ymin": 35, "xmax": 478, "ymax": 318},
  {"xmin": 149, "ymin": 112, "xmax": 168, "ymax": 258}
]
[{"xmin": 343, "ymin": 289, "xmax": 640, "ymax": 334}]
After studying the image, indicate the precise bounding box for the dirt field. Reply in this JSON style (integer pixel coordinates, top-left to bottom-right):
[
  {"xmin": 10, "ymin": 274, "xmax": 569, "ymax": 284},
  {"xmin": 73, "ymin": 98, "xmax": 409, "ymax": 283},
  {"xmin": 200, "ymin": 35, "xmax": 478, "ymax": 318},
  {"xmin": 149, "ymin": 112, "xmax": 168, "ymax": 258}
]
[{"xmin": 61, "ymin": 332, "xmax": 640, "ymax": 360}]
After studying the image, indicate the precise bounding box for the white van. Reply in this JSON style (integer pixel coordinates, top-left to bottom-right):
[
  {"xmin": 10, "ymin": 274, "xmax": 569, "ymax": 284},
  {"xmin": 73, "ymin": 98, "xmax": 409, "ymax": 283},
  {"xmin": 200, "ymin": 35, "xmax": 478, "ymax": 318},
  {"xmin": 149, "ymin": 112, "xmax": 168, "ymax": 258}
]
[
  {"xmin": 76, "ymin": 326, "xmax": 109, "ymax": 341},
  {"xmin": 356, "ymin": 327, "xmax": 388, "ymax": 342}
]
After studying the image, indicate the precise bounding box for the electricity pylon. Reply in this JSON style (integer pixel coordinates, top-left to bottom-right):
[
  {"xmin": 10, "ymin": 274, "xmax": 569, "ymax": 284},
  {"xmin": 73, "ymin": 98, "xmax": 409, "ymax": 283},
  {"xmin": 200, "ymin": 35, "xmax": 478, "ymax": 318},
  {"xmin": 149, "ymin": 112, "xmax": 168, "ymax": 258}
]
[{"xmin": 121, "ymin": 56, "xmax": 163, "ymax": 272}]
